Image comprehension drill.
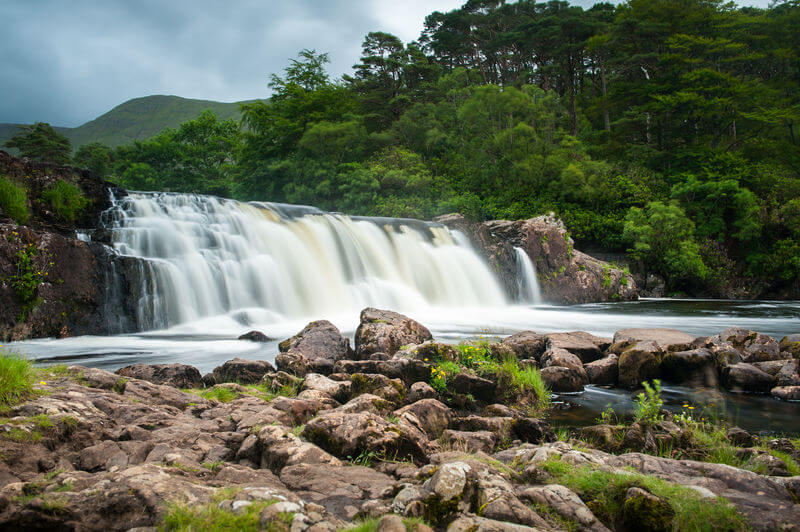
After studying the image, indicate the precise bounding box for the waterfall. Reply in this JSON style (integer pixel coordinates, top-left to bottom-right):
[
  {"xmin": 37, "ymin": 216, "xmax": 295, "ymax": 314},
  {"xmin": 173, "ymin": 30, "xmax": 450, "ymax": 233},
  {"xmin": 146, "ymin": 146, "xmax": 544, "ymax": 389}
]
[
  {"xmin": 101, "ymin": 192, "xmax": 509, "ymax": 331},
  {"xmin": 515, "ymin": 247, "xmax": 543, "ymax": 305}
]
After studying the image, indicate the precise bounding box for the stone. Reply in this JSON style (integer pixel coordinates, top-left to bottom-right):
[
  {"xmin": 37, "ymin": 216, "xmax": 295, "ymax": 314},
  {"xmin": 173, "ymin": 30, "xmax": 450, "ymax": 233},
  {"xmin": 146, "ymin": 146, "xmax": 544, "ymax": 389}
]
[
  {"xmin": 726, "ymin": 427, "xmax": 754, "ymax": 447},
  {"xmin": 775, "ymin": 359, "xmax": 800, "ymax": 387},
  {"xmin": 336, "ymin": 394, "xmax": 395, "ymax": 415},
  {"xmin": 720, "ymin": 328, "xmax": 782, "ymax": 362},
  {"xmin": 377, "ymin": 514, "xmax": 406, "ymax": 532},
  {"xmin": 518, "ymin": 484, "xmax": 609, "ymax": 532},
  {"xmin": 618, "ymin": 340, "xmax": 662, "ymax": 389},
  {"xmin": 279, "ymin": 320, "xmax": 353, "ymax": 375},
  {"xmin": 779, "ymin": 334, "xmax": 800, "ymax": 359},
  {"xmin": 450, "ymin": 372, "xmax": 497, "ymax": 402},
  {"xmin": 210, "ymin": 358, "xmax": 276, "ymax": 385},
  {"xmin": 395, "ymin": 399, "xmax": 452, "ymax": 439},
  {"xmin": 239, "ymin": 330, "xmax": 272, "ymax": 342},
  {"xmin": 303, "ymin": 411, "xmax": 418, "ymax": 461},
  {"xmin": 408, "ymin": 382, "xmax": 437, "ymax": 402},
  {"xmin": 613, "ymin": 328, "xmax": 694, "ymax": 352},
  {"xmin": 541, "ymin": 347, "xmax": 586, "ymax": 375},
  {"xmin": 423, "ymin": 461, "xmax": 470, "ymax": 502},
  {"xmin": 115, "ymin": 363, "xmax": 203, "ymax": 389},
  {"xmin": 660, "ymin": 348, "xmax": 716, "ymax": 386},
  {"xmin": 545, "ymin": 332, "xmax": 610, "ymax": 363},
  {"xmin": 355, "ymin": 308, "xmax": 433, "ymax": 359},
  {"xmin": 257, "ymin": 425, "xmax": 342, "ymax": 474},
  {"xmin": 771, "ymin": 386, "xmax": 800, "ymax": 401},
  {"xmin": 724, "ymin": 363, "xmax": 775, "ymax": 392},
  {"xmin": 442, "ymin": 430, "xmax": 498, "ymax": 453},
  {"xmin": 511, "ymin": 418, "xmax": 556, "ymax": 444},
  {"xmin": 584, "ymin": 355, "xmax": 618, "ymax": 385},
  {"xmin": 501, "ymin": 331, "xmax": 547, "ymax": 361},
  {"xmin": 349, "ymin": 373, "xmax": 406, "ymax": 404},
  {"xmin": 540, "ymin": 366, "xmax": 584, "ymax": 392},
  {"xmin": 302, "ymin": 373, "xmax": 352, "ymax": 403}
]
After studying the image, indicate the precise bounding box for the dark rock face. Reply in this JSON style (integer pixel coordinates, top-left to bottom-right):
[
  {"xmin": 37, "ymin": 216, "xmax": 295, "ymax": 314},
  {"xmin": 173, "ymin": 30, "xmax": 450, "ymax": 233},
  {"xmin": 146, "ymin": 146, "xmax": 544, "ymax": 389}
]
[
  {"xmin": 354, "ymin": 307, "xmax": 433, "ymax": 359},
  {"xmin": 618, "ymin": 340, "xmax": 662, "ymax": 389},
  {"xmin": 115, "ymin": 363, "xmax": 203, "ymax": 389},
  {"xmin": 435, "ymin": 212, "xmax": 638, "ymax": 304},
  {"xmin": 723, "ymin": 363, "xmax": 775, "ymax": 393},
  {"xmin": 238, "ymin": 330, "xmax": 272, "ymax": 342}
]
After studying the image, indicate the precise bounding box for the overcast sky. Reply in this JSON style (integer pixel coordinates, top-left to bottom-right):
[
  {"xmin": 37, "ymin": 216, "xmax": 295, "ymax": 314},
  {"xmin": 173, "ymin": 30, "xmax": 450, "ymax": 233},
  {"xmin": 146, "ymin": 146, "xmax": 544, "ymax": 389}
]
[{"xmin": 0, "ymin": 0, "xmax": 773, "ymax": 127}]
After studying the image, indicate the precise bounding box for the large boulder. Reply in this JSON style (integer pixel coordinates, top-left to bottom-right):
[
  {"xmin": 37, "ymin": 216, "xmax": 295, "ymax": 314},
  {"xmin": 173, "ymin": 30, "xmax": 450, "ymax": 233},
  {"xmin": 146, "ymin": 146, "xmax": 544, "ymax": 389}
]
[
  {"xmin": 278, "ymin": 320, "xmax": 352, "ymax": 375},
  {"xmin": 613, "ymin": 329, "xmax": 694, "ymax": 353},
  {"xmin": 540, "ymin": 366, "xmax": 584, "ymax": 392},
  {"xmin": 546, "ymin": 332, "xmax": 610, "ymax": 363},
  {"xmin": 501, "ymin": 331, "xmax": 547, "ymax": 361},
  {"xmin": 355, "ymin": 308, "xmax": 433, "ymax": 359},
  {"xmin": 208, "ymin": 358, "xmax": 276, "ymax": 384},
  {"xmin": 584, "ymin": 355, "xmax": 618, "ymax": 386},
  {"xmin": 115, "ymin": 363, "xmax": 203, "ymax": 389},
  {"xmin": 719, "ymin": 328, "xmax": 783, "ymax": 362},
  {"xmin": 660, "ymin": 348, "xmax": 717, "ymax": 386},
  {"xmin": 779, "ymin": 334, "xmax": 800, "ymax": 359},
  {"xmin": 617, "ymin": 340, "xmax": 662, "ymax": 388},
  {"xmin": 394, "ymin": 399, "xmax": 453, "ymax": 439},
  {"xmin": 723, "ymin": 363, "xmax": 775, "ymax": 393}
]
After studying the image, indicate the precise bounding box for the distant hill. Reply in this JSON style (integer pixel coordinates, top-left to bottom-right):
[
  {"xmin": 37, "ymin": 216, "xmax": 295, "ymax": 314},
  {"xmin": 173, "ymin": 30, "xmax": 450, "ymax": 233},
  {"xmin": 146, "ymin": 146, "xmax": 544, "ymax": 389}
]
[{"xmin": 0, "ymin": 94, "xmax": 261, "ymax": 151}]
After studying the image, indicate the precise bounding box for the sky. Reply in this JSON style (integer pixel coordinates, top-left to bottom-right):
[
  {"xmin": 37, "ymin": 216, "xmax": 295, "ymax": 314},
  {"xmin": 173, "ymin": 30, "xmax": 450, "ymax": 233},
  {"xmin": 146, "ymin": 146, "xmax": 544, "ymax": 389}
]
[{"xmin": 0, "ymin": 0, "xmax": 773, "ymax": 127}]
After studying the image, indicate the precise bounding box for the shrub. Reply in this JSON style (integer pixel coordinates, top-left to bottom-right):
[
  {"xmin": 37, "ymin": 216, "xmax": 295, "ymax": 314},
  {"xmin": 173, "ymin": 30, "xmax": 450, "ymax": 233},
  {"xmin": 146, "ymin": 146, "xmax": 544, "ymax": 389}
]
[
  {"xmin": 495, "ymin": 358, "xmax": 551, "ymax": 416},
  {"xmin": 0, "ymin": 351, "xmax": 35, "ymax": 407},
  {"xmin": 0, "ymin": 177, "xmax": 29, "ymax": 224},
  {"xmin": 634, "ymin": 380, "xmax": 664, "ymax": 425},
  {"xmin": 41, "ymin": 180, "xmax": 88, "ymax": 222}
]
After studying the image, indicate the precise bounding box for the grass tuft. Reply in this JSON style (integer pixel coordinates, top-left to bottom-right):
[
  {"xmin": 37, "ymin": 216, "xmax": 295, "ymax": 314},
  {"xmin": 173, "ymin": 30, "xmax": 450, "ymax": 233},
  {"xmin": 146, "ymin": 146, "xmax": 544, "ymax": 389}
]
[{"xmin": 0, "ymin": 351, "xmax": 35, "ymax": 407}]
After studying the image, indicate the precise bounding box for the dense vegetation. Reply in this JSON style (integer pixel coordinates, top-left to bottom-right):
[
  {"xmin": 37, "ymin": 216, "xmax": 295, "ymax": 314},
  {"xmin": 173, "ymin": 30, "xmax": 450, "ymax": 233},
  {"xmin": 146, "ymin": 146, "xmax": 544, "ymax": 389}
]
[{"xmin": 4, "ymin": 0, "xmax": 799, "ymax": 297}]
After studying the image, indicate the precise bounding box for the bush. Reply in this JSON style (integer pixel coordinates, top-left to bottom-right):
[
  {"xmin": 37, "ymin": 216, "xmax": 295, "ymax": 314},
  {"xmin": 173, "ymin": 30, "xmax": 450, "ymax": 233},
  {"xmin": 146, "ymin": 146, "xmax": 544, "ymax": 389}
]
[
  {"xmin": 41, "ymin": 180, "xmax": 88, "ymax": 222},
  {"xmin": 0, "ymin": 177, "xmax": 29, "ymax": 224},
  {"xmin": 0, "ymin": 351, "xmax": 35, "ymax": 407},
  {"xmin": 634, "ymin": 380, "xmax": 664, "ymax": 425}
]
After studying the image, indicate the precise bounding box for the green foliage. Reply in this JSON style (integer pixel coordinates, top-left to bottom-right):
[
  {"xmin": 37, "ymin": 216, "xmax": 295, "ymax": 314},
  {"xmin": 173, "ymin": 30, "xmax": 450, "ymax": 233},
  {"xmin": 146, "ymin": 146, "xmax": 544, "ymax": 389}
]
[
  {"xmin": 160, "ymin": 498, "xmax": 287, "ymax": 532},
  {"xmin": 9, "ymin": 243, "xmax": 47, "ymax": 319},
  {"xmin": 541, "ymin": 456, "xmax": 746, "ymax": 531},
  {"xmin": 4, "ymin": 123, "xmax": 71, "ymax": 164},
  {"xmin": 73, "ymin": 142, "xmax": 112, "ymax": 176},
  {"xmin": 41, "ymin": 180, "xmax": 89, "ymax": 222},
  {"xmin": 0, "ymin": 351, "xmax": 35, "ymax": 407},
  {"xmin": 634, "ymin": 380, "xmax": 664, "ymax": 425},
  {"xmin": 596, "ymin": 404, "xmax": 618, "ymax": 425},
  {"xmin": 0, "ymin": 177, "xmax": 29, "ymax": 224},
  {"xmin": 494, "ymin": 357, "xmax": 551, "ymax": 416}
]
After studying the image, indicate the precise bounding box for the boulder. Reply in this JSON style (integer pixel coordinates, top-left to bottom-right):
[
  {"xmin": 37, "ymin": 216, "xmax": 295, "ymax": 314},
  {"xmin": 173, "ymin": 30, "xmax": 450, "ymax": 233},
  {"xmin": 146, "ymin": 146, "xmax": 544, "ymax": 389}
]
[
  {"xmin": 660, "ymin": 348, "xmax": 717, "ymax": 386},
  {"xmin": 540, "ymin": 366, "xmax": 584, "ymax": 392},
  {"xmin": 775, "ymin": 359, "xmax": 800, "ymax": 387},
  {"xmin": 394, "ymin": 399, "xmax": 452, "ymax": 439},
  {"xmin": 115, "ymin": 363, "xmax": 203, "ymax": 389},
  {"xmin": 617, "ymin": 340, "xmax": 662, "ymax": 389},
  {"xmin": 209, "ymin": 358, "xmax": 276, "ymax": 385},
  {"xmin": 279, "ymin": 320, "xmax": 352, "ymax": 375},
  {"xmin": 450, "ymin": 372, "xmax": 497, "ymax": 403},
  {"xmin": 584, "ymin": 355, "xmax": 618, "ymax": 386},
  {"xmin": 540, "ymin": 348, "xmax": 586, "ymax": 375},
  {"xmin": 501, "ymin": 332, "xmax": 547, "ymax": 361},
  {"xmin": 355, "ymin": 308, "xmax": 433, "ymax": 359},
  {"xmin": 302, "ymin": 373, "xmax": 352, "ymax": 403},
  {"xmin": 334, "ymin": 359, "xmax": 430, "ymax": 386},
  {"xmin": 349, "ymin": 373, "xmax": 406, "ymax": 404},
  {"xmin": 779, "ymin": 334, "xmax": 800, "ymax": 359},
  {"xmin": 408, "ymin": 382, "xmax": 437, "ymax": 403},
  {"xmin": 723, "ymin": 363, "xmax": 775, "ymax": 393},
  {"xmin": 771, "ymin": 386, "xmax": 800, "ymax": 401},
  {"xmin": 518, "ymin": 484, "xmax": 609, "ymax": 532},
  {"xmin": 441, "ymin": 430, "xmax": 498, "ymax": 453},
  {"xmin": 511, "ymin": 418, "xmax": 556, "ymax": 444},
  {"xmin": 691, "ymin": 335, "xmax": 742, "ymax": 369},
  {"xmin": 545, "ymin": 332, "xmax": 610, "ymax": 363},
  {"xmin": 336, "ymin": 394, "xmax": 395, "ymax": 415},
  {"xmin": 257, "ymin": 425, "xmax": 342, "ymax": 474},
  {"xmin": 613, "ymin": 328, "xmax": 694, "ymax": 353},
  {"xmin": 719, "ymin": 328, "xmax": 783, "ymax": 362},
  {"xmin": 238, "ymin": 330, "xmax": 271, "ymax": 342},
  {"xmin": 622, "ymin": 487, "xmax": 673, "ymax": 532},
  {"xmin": 726, "ymin": 427, "xmax": 754, "ymax": 447}
]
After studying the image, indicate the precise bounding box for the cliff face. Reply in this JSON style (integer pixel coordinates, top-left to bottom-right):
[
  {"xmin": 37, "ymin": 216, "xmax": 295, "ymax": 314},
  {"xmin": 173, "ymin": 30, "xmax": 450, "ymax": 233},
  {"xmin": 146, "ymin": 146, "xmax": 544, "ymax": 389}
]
[
  {"xmin": 0, "ymin": 151, "xmax": 139, "ymax": 341},
  {"xmin": 436, "ymin": 213, "xmax": 638, "ymax": 305}
]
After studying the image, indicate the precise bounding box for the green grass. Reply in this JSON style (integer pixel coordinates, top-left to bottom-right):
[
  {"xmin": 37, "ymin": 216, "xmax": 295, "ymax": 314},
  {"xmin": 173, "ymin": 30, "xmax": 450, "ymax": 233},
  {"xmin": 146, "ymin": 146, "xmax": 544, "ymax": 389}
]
[
  {"xmin": 540, "ymin": 456, "xmax": 747, "ymax": 531},
  {"xmin": 494, "ymin": 358, "xmax": 551, "ymax": 416},
  {"xmin": 0, "ymin": 177, "xmax": 29, "ymax": 224},
  {"xmin": 342, "ymin": 517, "xmax": 431, "ymax": 532},
  {"xmin": 0, "ymin": 351, "xmax": 35, "ymax": 407},
  {"xmin": 159, "ymin": 497, "xmax": 287, "ymax": 532},
  {"xmin": 183, "ymin": 382, "xmax": 299, "ymax": 404},
  {"xmin": 41, "ymin": 180, "xmax": 88, "ymax": 222}
]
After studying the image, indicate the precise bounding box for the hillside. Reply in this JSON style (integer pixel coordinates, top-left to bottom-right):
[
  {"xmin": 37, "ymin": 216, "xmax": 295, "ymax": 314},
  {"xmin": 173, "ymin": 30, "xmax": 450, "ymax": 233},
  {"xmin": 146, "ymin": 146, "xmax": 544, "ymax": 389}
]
[{"xmin": 0, "ymin": 95, "xmax": 259, "ymax": 150}]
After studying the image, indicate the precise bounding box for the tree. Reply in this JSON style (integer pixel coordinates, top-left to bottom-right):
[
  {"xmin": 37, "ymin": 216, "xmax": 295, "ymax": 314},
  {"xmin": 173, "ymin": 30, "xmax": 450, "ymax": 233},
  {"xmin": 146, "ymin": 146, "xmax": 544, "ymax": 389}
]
[
  {"xmin": 4, "ymin": 123, "xmax": 72, "ymax": 164},
  {"xmin": 74, "ymin": 142, "xmax": 113, "ymax": 176}
]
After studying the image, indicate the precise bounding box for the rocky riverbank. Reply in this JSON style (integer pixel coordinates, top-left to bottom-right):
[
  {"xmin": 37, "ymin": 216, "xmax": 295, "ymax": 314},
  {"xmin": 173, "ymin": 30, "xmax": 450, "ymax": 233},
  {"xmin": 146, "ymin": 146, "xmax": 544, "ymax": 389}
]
[{"xmin": 1, "ymin": 308, "xmax": 798, "ymax": 531}]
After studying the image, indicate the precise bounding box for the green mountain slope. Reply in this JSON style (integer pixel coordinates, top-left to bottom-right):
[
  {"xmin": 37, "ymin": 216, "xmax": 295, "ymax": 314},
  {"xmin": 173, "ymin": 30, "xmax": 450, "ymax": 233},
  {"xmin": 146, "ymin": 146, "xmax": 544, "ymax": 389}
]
[{"xmin": 0, "ymin": 95, "xmax": 260, "ymax": 151}]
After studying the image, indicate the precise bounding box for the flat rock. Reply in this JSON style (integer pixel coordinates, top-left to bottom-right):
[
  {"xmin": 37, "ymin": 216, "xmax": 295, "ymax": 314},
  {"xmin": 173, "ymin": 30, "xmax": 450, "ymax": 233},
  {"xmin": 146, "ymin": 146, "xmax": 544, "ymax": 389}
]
[
  {"xmin": 584, "ymin": 355, "xmax": 618, "ymax": 385},
  {"xmin": 116, "ymin": 363, "xmax": 203, "ymax": 389},
  {"xmin": 613, "ymin": 328, "xmax": 694, "ymax": 352},
  {"xmin": 546, "ymin": 332, "xmax": 610, "ymax": 363}
]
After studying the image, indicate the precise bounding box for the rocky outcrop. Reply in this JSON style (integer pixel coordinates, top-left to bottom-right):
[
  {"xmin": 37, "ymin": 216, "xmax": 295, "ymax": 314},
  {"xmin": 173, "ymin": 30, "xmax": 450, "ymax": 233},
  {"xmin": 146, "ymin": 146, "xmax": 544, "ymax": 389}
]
[
  {"xmin": 355, "ymin": 307, "xmax": 433, "ymax": 359},
  {"xmin": 436, "ymin": 212, "xmax": 637, "ymax": 304},
  {"xmin": 277, "ymin": 320, "xmax": 352, "ymax": 376}
]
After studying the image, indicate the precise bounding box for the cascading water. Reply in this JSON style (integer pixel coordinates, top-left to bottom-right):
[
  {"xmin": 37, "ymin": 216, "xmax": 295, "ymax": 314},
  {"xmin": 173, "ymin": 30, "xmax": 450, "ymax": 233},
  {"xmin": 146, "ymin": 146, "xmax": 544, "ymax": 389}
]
[
  {"xmin": 102, "ymin": 192, "xmax": 508, "ymax": 331},
  {"xmin": 515, "ymin": 246, "xmax": 544, "ymax": 305}
]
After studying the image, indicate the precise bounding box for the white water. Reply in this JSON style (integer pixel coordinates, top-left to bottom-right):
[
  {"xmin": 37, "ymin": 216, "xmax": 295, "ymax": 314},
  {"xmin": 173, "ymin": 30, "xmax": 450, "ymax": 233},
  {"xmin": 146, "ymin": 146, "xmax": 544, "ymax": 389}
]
[
  {"xmin": 515, "ymin": 246, "xmax": 543, "ymax": 305},
  {"xmin": 106, "ymin": 192, "xmax": 508, "ymax": 331}
]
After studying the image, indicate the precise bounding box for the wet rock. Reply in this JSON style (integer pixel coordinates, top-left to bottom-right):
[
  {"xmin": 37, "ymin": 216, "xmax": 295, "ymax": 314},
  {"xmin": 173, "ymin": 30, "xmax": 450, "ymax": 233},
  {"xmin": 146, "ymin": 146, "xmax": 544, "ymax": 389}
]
[
  {"xmin": 355, "ymin": 308, "xmax": 433, "ymax": 359},
  {"xmin": 518, "ymin": 484, "xmax": 609, "ymax": 532},
  {"xmin": 238, "ymin": 330, "xmax": 272, "ymax": 342},
  {"xmin": 501, "ymin": 332, "xmax": 547, "ymax": 361},
  {"xmin": 210, "ymin": 358, "xmax": 276, "ymax": 385},
  {"xmin": 584, "ymin": 355, "xmax": 618, "ymax": 386},
  {"xmin": 618, "ymin": 340, "xmax": 662, "ymax": 389},
  {"xmin": 724, "ymin": 363, "xmax": 775, "ymax": 392},
  {"xmin": 779, "ymin": 334, "xmax": 800, "ymax": 359},
  {"xmin": 771, "ymin": 386, "xmax": 800, "ymax": 401},
  {"xmin": 395, "ymin": 399, "xmax": 452, "ymax": 439},
  {"xmin": 540, "ymin": 366, "xmax": 584, "ymax": 392},
  {"xmin": 622, "ymin": 487, "xmax": 674, "ymax": 532},
  {"xmin": 115, "ymin": 363, "xmax": 203, "ymax": 389},
  {"xmin": 720, "ymin": 328, "xmax": 783, "ymax": 362},
  {"xmin": 441, "ymin": 430, "xmax": 497, "ymax": 453},
  {"xmin": 613, "ymin": 328, "xmax": 694, "ymax": 353},
  {"xmin": 661, "ymin": 348, "xmax": 716, "ymax": 386}
]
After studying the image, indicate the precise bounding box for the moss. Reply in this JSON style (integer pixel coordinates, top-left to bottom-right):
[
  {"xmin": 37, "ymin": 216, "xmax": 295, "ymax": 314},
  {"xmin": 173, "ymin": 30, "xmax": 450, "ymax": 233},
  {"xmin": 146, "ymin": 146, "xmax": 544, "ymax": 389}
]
[{"xmin": 112, "ymin": 378, "xmax": 128, "ymax": 394}]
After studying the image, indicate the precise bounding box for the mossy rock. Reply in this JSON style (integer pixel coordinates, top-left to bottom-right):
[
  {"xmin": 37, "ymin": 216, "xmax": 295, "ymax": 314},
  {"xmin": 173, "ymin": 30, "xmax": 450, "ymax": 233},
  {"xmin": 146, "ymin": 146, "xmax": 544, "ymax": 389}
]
[{"xmin": 622, "ymin": 487, "xmax": 674, "ymax": 532}]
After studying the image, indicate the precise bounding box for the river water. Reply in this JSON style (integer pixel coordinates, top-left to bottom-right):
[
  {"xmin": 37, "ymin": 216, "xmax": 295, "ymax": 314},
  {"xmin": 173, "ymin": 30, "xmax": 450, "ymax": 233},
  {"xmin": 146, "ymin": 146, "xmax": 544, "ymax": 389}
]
[{"xmin": 7, "ymin": 192, "xmax": 800, "ymax": 433}]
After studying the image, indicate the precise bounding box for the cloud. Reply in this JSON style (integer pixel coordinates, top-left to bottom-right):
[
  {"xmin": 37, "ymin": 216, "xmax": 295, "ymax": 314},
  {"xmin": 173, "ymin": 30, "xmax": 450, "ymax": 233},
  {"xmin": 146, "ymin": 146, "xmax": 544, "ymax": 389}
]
[{"xmin": 0, "ymin": 0, "xmax": 773, "ymax": 127}]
